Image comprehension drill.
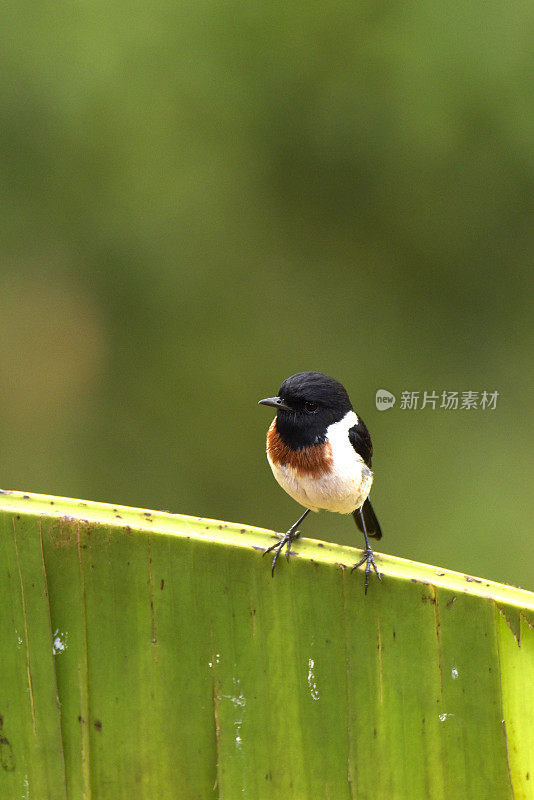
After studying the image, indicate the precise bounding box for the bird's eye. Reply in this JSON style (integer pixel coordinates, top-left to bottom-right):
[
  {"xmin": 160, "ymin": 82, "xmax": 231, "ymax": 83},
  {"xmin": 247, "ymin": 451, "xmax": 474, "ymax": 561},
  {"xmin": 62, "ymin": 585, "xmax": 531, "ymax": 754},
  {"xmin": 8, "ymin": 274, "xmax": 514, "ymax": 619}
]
[{"xmin": 304, "ymin": 401, "xmax": 318, "ymax": 413}]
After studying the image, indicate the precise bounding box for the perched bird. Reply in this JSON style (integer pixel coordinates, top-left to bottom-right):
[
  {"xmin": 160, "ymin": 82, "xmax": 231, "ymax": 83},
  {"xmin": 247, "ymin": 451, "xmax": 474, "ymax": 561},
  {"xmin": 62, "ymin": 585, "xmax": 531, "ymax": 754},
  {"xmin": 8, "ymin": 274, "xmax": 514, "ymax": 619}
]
[{"xmin": 259, "ymin": 371, "xmax": 382, "ymax": 592}]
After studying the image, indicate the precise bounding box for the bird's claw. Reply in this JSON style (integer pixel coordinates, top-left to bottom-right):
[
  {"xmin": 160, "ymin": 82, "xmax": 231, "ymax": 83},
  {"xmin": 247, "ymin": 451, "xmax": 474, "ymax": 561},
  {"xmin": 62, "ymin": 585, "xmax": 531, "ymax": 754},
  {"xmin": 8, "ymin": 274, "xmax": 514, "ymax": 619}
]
[
  {"xmin": 263, "ymin": 529, "xmax": 301, "ymax": 576},
  {"xmin": 351, "ymin": 547, "xmax": 381, "ymax": 593}
]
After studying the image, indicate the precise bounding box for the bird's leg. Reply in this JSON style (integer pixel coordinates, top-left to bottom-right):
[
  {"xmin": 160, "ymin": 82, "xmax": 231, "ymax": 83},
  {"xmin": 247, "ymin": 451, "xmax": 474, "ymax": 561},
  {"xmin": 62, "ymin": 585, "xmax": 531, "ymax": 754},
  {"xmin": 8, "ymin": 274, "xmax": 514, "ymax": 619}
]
[
  {"xmin": 263, "ymin": 508, "xmax": 311, "ymax": 576},
  {"xmin": 351, "ymin": 506, "xmax": 381, "ymax": 593}
]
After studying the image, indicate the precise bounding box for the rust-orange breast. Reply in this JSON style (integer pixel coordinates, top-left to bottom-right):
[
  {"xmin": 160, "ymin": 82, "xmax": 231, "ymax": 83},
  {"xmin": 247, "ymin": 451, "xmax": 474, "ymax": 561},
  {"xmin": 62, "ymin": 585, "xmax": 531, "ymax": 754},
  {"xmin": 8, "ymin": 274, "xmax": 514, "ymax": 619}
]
[{"xmin": 267, "ymin": 419, "xmax": 333, "ymax": 478}]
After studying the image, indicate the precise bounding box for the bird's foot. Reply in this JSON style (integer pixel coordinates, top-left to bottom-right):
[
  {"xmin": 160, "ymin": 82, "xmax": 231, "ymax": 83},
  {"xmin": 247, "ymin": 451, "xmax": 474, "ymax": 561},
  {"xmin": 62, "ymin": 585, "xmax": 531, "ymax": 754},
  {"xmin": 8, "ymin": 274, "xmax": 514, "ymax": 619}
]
[
  {"xmin": 351, "ymin": 547, "xmax": 381, "ymax": 594},
  {"xmin": 263, "ymin": 527, "xmax": 301, "ymax": 576}
]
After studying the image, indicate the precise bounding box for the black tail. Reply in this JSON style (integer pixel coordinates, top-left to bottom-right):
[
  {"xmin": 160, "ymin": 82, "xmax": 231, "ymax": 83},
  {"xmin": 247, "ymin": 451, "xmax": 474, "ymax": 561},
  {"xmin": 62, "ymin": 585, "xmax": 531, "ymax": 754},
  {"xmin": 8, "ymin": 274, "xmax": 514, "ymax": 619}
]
[{"xmin": 353, "ymin": 499, "xmax": 382, "ymax": 540}]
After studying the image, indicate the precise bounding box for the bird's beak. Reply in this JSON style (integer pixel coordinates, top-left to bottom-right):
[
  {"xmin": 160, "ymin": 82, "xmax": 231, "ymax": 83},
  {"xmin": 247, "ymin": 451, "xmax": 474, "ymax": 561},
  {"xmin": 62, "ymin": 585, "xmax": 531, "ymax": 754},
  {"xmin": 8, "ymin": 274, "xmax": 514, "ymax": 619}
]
[{"xmin": 258, "ymin": 396, "xmax": 292, "ymax": 412}]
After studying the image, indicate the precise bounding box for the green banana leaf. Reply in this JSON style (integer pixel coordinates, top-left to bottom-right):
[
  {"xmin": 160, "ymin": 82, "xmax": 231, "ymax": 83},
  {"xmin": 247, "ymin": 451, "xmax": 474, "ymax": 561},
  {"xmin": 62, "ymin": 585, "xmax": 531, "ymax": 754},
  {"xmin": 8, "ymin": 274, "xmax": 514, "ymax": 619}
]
[{"xmin": 0, "ymin": 490, "xmax": 532, "ymax": 799}]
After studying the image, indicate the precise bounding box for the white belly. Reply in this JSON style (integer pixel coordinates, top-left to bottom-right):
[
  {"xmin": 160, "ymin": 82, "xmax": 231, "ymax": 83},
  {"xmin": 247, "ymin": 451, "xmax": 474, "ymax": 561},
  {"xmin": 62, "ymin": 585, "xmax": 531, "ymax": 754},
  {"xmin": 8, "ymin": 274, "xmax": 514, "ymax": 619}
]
[{"xmin": 267, "ymin": 411, "xmax": 373, "ymax": 514}]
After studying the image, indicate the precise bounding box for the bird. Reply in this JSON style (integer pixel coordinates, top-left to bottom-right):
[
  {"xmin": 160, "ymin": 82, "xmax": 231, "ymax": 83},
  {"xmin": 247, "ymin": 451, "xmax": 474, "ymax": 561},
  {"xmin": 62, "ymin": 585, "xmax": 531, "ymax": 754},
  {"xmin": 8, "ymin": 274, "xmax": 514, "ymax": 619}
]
[{"xmin": 258, "ymin": 371, "xmax": 382, "ymax": 592}]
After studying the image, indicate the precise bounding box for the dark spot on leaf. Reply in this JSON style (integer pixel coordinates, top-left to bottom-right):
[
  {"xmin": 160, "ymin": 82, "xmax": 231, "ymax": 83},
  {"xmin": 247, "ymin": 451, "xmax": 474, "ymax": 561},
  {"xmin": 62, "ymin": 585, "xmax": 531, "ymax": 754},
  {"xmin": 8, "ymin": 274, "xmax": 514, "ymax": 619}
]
[
  {"xmin": 317, "ymin": 542, "xmax": 324, "ymax": 548},
  {"xmin": 160, "ymin": 579, "xmax": 164, "ymax": 590},
  {"xmin": 94, "ymin": 719, "xmax": 102, "ymax": 731},
  {"xmin": 23, "ymin": 495, "xmax": 30, "ymax": 499},
  {"xmin": 115, "ymin": 515, "xmax": 122, "ymax": 519},
  {"xmin": 464, "ymin": 575, "xmax": 481, "ymax": 583},
  {"xmin": 446, "ymin": 596, "xmax": 457, "ymax": 608},
  {"xmin": 0, "ymin": 734, "xmax": 15, "ymax": 771},
  {"xmin": 373, "ymin": 728, "xmax": 377, "ymax": 738},
  {"xmin": 240, "ymin": 528, "xmax": 246, "ymax": 533}
]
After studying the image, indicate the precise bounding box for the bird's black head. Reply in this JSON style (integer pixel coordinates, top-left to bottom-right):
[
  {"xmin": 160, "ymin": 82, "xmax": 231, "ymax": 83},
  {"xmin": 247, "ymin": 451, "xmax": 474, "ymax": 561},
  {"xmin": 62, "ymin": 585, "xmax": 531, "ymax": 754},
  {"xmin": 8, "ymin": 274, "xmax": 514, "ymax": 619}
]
[{"xmin": 259, "ymin": 371, "xmax": 353, "ymax": 449}]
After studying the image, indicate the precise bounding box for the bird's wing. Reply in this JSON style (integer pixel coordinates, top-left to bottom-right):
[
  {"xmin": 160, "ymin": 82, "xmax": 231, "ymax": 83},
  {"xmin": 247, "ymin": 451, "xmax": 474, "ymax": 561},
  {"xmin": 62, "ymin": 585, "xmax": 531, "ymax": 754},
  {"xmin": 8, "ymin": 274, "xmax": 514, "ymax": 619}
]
[{"xmin": 348, "ymin": 418, "xmax": 373, "ymax": 468}]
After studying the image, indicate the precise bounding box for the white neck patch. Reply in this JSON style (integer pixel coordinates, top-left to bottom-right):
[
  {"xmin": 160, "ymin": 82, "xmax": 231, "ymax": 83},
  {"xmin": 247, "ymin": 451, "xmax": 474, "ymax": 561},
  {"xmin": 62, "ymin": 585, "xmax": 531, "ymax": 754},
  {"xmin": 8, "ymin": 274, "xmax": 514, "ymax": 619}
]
[
  {"xmin": 326, "ymin": 410, "xmax": 364, "ymax": 463},
  {"xmin": 327, "ymin": 410, "xmax": 359, "ymax": 439}
]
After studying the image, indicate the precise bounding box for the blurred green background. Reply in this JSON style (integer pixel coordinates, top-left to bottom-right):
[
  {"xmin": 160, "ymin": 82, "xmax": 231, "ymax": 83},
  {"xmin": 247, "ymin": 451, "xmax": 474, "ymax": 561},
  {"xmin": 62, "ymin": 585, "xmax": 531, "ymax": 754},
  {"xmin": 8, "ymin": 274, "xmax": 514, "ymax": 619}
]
[{"xmin": 1, "ymin": 1, "xmax": 532, "ymax": 589}]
